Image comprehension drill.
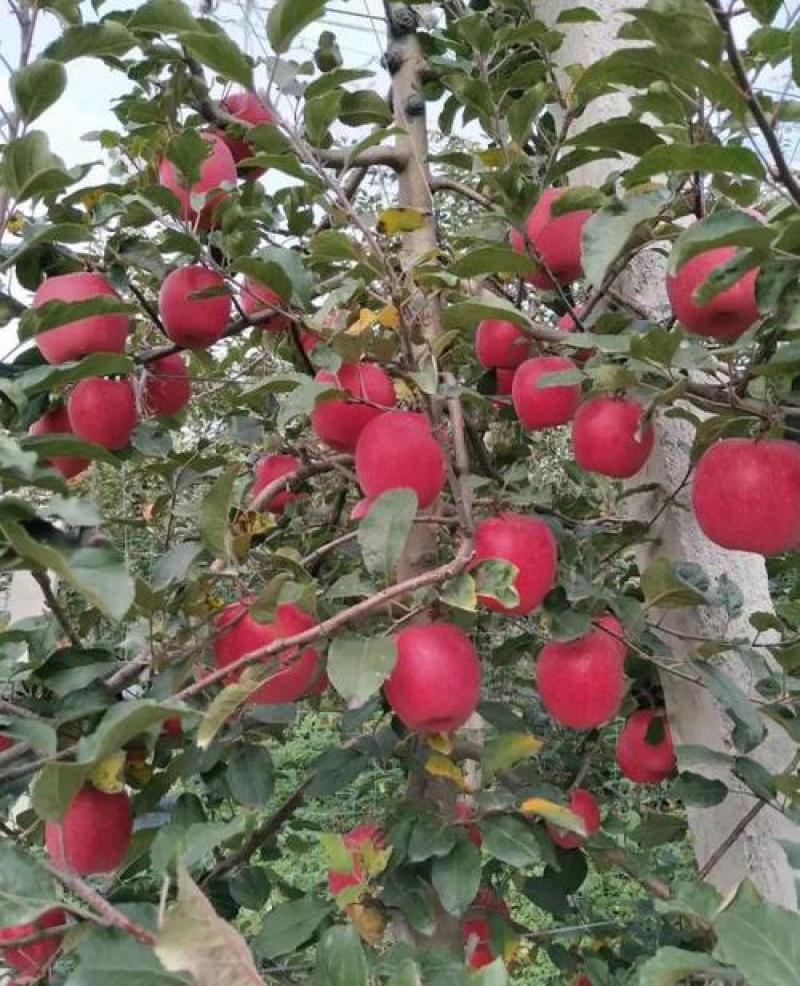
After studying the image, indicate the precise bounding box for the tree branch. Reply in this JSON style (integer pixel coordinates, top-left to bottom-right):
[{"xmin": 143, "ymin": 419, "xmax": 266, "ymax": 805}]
[{"xmin": 31, "ymin": 571, "xmax": 82, "ymax": 648}]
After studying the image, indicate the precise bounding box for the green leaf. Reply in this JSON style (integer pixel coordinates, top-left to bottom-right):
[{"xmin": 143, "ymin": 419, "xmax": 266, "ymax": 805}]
[
  {"xmin": 45, "ymin": 21, "xmax": 136, "ymax": 60},
  {"xmin": 450, "ymin": 246, "xmax": 536, "ymax": 278},
  {"xmin": 431, "ymin": 839, "xmax": 481, "ymax": 917},
  {"xmin": 128, "ymin": 0, "xmax": 198, "ymax": 33},
  {"xmin": 745, "ymin": 0, "xmax": 782, "ymax": 24},
  {"xmin": 327, "ymin": 635, "xmax": 397, "ymax": 704},
  {"xmin": 267, "ymin": 0, "xmax": 326, "ymax": 54},
  {"xmin": 714, "ymin": 879, "xmax": 800, "ymax": 986},
  {"xmin": 482, "ymin": 734, "xmax": 543, "ymax": 778},
  {"xmin": 441, "ymin": 572, "xmax": 477, "ymax": 611},
  {"xmin": 568, "ymin": 118, "xmax": 664, "ymax": 155},
  {"xmin": 694, "ymin": 663, "xmax": 766, "ymax": 753},
  {"xmin": 671, "ymin": 771, "xmax": 728, "ymax": 807},
  {"xmin": 582, "ymin": 190, "xmax": 670, "ymax": 289},
  {"xmin": 1, "ymin": 130, "xmax": 74, "ymax": 202},
  {"xmin": 638, "ymin": 946, "xmax": 731, "ymax": 986},
  {"xmin": 4, "ymin": 717, "xmax": 57, "ymax": 755},
  {"xmin": 199, "ymin": 466, "xmax": 238, "ymax": 561},
  {"xmin": 18, "ymin": 353, "xmax": 134, "ymax": 395},
  {"xmin": 22, "ymin": 433, "xmax": 121, "ymax": 468},
  {"xmin": 480, "ymin": 815, "xmax": 541, "ymax": 868},
  {"xmin": 472, "ymin": 962, "xmax": 510, "ymax": 985},
  {"xmin": 358, "ymin": 489, "xmax": 418, "ymax": 578},
  {"xmin": 254, "ymin": 895, "xmax": 332, "ymax": 960},
  {"xmin": 151, "ymin": 541, "xmax": 204, "ymax": 591},
  {"xmin": 315, "ymin": 925, "xmax": 369, "ymax": 986},
  {"xmin": 196, "ymin": 667, "xmax": 271, "ymax": 750},
  {"xmin": 66, "ymin": 923, "xmax": 188, "ymax": 986},
  {"xmin": 32, "ymin": 700, "xmax": 178, "ymax": 821},
  {"xmin": 2, "ymin": 521, "xmax": 134, "ymax": 622},
  {"xmin": 641, "ymin": 558, "xmax": 708, "ymax": 609},
  {"xmin": 0, "ymin": 843, "xmax": 58, "ymax": 926},
  {"xmin": 408, "ymin": 813, "xmax": 458, "ymax": 862},
  {"xmin": 626, "ymin": 144, "xmax": 765, "ymax": 186},
  {"xmin": 669, "ymin": 209, "xmax": 771, "ymax": 275},
  {"xmin": 20, "ymin": 297, "xmax": 135, "ymax": 339},
  {"xmin": 226, "ymin": 745, "xmax": 274, "ymax": 808},
  {"xmin": 792, "ymin": 23, "xmax": 800, "ymax": 91},
  {"xmin": 557, "ymin": 6, "xmax": 602, "ymax": 21},
  {"xmin": 155, "ymin": 866, "xmax": 265, "ymax": 985},
  {"xmin": 475, "ymin": 559, "xmax": 520, "ymax": 609},
  {"xmin": 180, "ymin": 26, "xmax": 254, "ymax": 89},
  {"xmin": 229, "ymin": 867, "xmax": 271, "ymax": 911},
  {"xmin": 633, "ymin": 812, "xmax": 687, "ymax": 849},
  {"xmin": 442, "ymin": 296, "xmax": 533, "ymax": 334},
  {"xmin": 11, "ymin": 59, "xmax": 67, "ymax": 122}
]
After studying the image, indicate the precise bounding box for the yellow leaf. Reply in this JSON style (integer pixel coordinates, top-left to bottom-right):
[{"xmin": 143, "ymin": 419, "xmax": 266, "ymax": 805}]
[
  {"xmin": 89, "ymin": 751, "xmax": 126, "ymax": 793},
  {"xmin": 482, "ymin": 733, "xmax": 543, "ymax": 777},
  {"xmin": 82, "ymin": 189, "xmax": 104, "ymax": 212},
  {"xmin": 345, "ymin": 308, "xmax": 378, "ymax": 337},
  {"xmin": 346, "ymin": 902, "xmax": 387, "ymax": 945},
  {"xmin": 520, "ymin": 797, "xmax": 586, "ymax": 837},
  {"xmin": 376, "ymin": 305, "xmax": 399, "ymax": 330},
  {"xmin": 427, "ymin": 732, "xmax": 453, "ymax": 755},
  {"xmin": 424, "ymin": 754, "xmax": 466, "ymax": 790},
  {"xmin": 361, "ymin": 843, "xmax": 392, "ymax": 879},
  {"xmin": 6, "ymin": 212, "xmax": 25, "ymax": 235},
  {"xmin": 377, "ymin": 207, "xmax": 428, "ymax": 234},
  {"xmin": 393, "ymin": 379, "xmax": 414, "ymax": 404},
  {"xmin": 479, "ymin": 148, "xmax": 506, "ymax": 167}
]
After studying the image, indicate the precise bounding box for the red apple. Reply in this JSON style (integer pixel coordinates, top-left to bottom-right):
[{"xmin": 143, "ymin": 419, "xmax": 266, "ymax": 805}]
[
  {"xmin": 572, "ymin": 397, "xmax": 654, "ymax": 478},
  {"xmin": 573, "ymin": 976, "xmax": 593, "ymax": 986},
  {"xmin": 251, "ymin": 454, "xmax": 302, "ymax": 513},
  {"xmin": 512, "ymin": 355, "xmax": 581, "ymax": 430},
  {"xmin": 456, "ymin": 799, "xmax": 482, "ymax": 847},
  {"xmin": 327, "ymin": 823, "xmax": 385, "ymax": 896},
  {"xmin": 158, "ymin": 265, "xmax": 231, "ymax": 349},
  {"xmin": 473, "ymin": 513, "xmax": 557, "ymax": 616},
  {"xmin": 304, "ymin": 669, "xmax": 329, "ymax": 698},
  {"xmin": 219, "ymin": 90, "xmax": 275, "ymax": 173},
  {"xmin": 463, "ymin": 889, "xmax": 510, "ymax": 970},
  {"xmin": 68, "ymin": 378, "xmax": 137, "ymax": 450},
  {"xmin": 592, "ymin": 614, "xmax": 627, "ymax": 662},
  {"xmin": 0, "ymin": 735, "xmax": 13, "ymax": 753},
  {"xmin": 162, "ymin": 716, "xmax": 183, "ymax": 737},
  {"xmin": 384, "ymin": 623, "xmax": 481, "ymax": 733},
  {"xmin": 213, "ymin": 599, "xmax": 321, "ymax": 704},
  {"xmin": 536, "ymin": 624, "xmax": 626, "ymax": 730},
  {"xmin": 311, "ymin": 363, "xmax": 396, "ymax": 452},
  {"xmin": 46, "ymin": 786, "xmax": 132, "ymax": 875},
  {"xmin": 142, "ymin": 353, "xmax": 191, "ymax": 417},
  {"xmin": 692, "ymin": 438, "xmax": 800, "ymax": 555},
  {"xmin": 29, "ymin": 406, "xmax": 89, "ymax": 479},
  {"xmin": 616, "ymin": 708, "xmax": 676, "ymax": 784},
  {"xmin": 300, "ymin": 330, "xmax": 322, "ymax": 355},
  {"xmin": 510, "ymin": 188, "xmax": 592, "ymax": 289},
  {"xmin": 241, "ymin": 279, "xmax": 290, "ymax": 333},
  {"xmin": 475, "ymin": 319, "xmax": 530, "ymax": 369},
  {"xmin": 495, "ymin": 368, "xmax": 515, "ymax": 396},
  {"xmin": 33, "ymin": 272, "xmax": 128, "ymax": 365},
  {"xmin": 355, "ymin": 411, "xmax": 446, "ymax": 510},
  {"xmin": 158, "ymin": 131, "xmax": 237, "ymax": 228},
  {"xmin": 667, "ymin": 247, "xmax": 759, "ymax": 341},
  {"xmin": 0, "ymin": 908, "xmax": 67, "ymax": 978},
  {"xmin": 546, "ymin": 788, "xmax": 601, "ymax": 850}
]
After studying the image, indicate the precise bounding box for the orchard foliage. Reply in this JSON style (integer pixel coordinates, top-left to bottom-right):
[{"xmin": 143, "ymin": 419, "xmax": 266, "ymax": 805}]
[{"xmin": 2, "ymin": 0, "xmax": 800, "ymax": 983}]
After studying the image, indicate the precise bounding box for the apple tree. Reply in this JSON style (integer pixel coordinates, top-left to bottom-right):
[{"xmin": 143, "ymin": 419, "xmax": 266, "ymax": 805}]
[{"xmin": 2, "ymin": 0, "xmax": 800, "ymax": 983}]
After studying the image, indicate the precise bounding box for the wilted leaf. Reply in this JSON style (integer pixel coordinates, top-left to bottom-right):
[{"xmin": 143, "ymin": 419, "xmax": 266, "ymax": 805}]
[
  {"xmin": 377, "ymin": 208, "xmax": 427, "ymax": 234},
  {"xmin": 520, "ymin": 798, "xmax": 586, "ymax": 836}
]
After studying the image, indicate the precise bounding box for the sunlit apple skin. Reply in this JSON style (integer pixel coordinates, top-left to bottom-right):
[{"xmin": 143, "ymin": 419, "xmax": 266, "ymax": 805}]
[
  {"xmin": 142, "ymin": 353, "xmax": 191, "ymax": 418},
  {"xmin": 251, "ymin": 454, "xmax": 302, "ymax": 513},
  {"xmin": 473, "ymin": 513, "xmax": 557, "ymax": 616},
  {"xmin": 385, "ymin": 623, "xmax": 481, "ymax": 733},
  {"xmin": 0, "ymin": 907, "xmax": 67, "ymax": 977},
  {"xmin": 67, "ymin": 378, "xmax": 137, "ymax": 450},
  {"xmin": 475, "ymin": 319, "xmax": 530, "ymax": 369},
  {"xmin": 33, "ymin": 272, "xmax": 129, "ymax": 365},
  {"xmin": 311, "ymin": 363, "xmax": 396, "ymax": 452},
  {"xmin": 29, "ymin": 406, "xmax": 89, "ymax": 479},
  {"xmin": 510, "ymin": 188, "xmax": 592, "ymax": 289},
  {"xmin": 158, "ymin": 131, "xmax": 237, "ymax": 227},
  {"xmin": 219, "ymin": 90, "xmax": 275, "ymax": 174},
  {"xmin": 213, "ymin": 599, "xmax": 321, "ymax": 704},
  {"xmin": 546, "ymin": 788, "xmax": 601, "ymax": 850},
  {"xmin": 667, "ymin": 247, "xmax": 760, "ymax": 341},
  {"xmin": 159, "ymin": 265, "xmax": 231, "ymax": 349},
  {"xmin": 512, "ymin": 355, "xmax": 581, "ymax": 430},
  {"xmin": 45, "ymin": 786, "xmax": 132, "ymax": 875},
  {"xmin": 328, "ymin": 824, "xmax": 385, "ymax": 895},
  {"xmin": 572, "ymin": 397, "xmax": 654, "ymax": 478},
  {"xmin": 616, "ymin": 708, "xmax": 676, "ymax": 784},
  {"xmin": 692, "ymin": 438, "xmax": 800, "ymax": 555},
  {"xmin": 536, "ymin": 624, "xmax": 626, "ymax": 730},
  {"xmin": 241, "ymin": 279, "xmax": 290, "ymax": 333},
  {"xmin": 355, "ymin": 411, "xmax": 446, "ymax": 510}
]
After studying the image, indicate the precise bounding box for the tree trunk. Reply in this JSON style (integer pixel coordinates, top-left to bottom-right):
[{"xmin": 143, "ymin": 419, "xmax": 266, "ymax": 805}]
[{"xmin": 542, "ymin": 0, "xmax": 799, "ymax": 908}]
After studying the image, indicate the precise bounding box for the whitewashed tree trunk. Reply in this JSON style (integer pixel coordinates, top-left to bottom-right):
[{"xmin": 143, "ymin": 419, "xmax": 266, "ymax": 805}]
[
  {"xmin": 8, "ymin": 572, "xmax": 47, "ymax": 622},
  {"xmin": 542, "ymin": 0, "xmax": 799, "ymax": 908}
]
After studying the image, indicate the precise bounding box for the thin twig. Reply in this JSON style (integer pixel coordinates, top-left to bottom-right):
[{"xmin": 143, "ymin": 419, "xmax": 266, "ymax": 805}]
[{"xmin": 31, "ymin": 571, "xmax": 82, "ymax": 648}]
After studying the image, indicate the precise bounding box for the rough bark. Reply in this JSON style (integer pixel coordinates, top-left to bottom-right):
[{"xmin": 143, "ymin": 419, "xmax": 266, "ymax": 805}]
[{"xmin": 542, "ymin": 0, "xmax": 799, "ymax": 908}]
